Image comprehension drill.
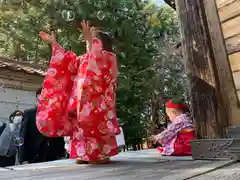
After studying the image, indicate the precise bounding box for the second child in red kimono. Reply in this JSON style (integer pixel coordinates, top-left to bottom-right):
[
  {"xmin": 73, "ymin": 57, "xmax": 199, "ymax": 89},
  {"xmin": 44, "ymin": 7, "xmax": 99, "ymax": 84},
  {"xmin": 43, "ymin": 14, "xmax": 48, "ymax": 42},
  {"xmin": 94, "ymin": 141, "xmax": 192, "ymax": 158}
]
[
  {"xmin": 151, "ymin": 98, "xmax": 196, "ymax": 156},
  {"xmin": 37, "ymin": 21, "xmax": 120, "ymax": 164}
]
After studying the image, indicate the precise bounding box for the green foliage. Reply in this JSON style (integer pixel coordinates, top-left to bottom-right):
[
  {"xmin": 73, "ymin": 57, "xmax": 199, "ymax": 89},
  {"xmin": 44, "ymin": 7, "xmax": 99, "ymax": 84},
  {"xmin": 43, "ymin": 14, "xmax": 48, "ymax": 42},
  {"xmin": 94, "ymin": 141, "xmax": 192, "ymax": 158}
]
[{"xmin": 0, "ymin": 1, "xmax": 188, "ymax": 148}]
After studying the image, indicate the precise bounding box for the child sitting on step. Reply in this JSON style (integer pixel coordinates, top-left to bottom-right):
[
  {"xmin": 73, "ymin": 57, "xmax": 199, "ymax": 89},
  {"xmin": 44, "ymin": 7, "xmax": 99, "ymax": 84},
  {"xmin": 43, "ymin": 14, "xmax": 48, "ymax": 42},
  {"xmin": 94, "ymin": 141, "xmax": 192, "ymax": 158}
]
[{"xmin": 151, "ymin": 98, "xmax": 196, "ymax": 156}]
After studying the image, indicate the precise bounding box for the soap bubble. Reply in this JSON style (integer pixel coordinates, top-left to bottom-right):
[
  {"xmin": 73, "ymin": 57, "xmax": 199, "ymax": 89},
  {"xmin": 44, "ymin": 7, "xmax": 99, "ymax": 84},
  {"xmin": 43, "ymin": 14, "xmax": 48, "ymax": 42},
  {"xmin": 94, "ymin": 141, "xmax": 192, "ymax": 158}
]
[
  {"xmin": 97, "ymin": 11, "xmax": 106, "ymax": 20},
  {"xmin": 57, "ymin": 29, "xmax": 62, "ymax": 33},
  {"xmin": 62, "ymin": 10, "xmax": 75, "ymax": 21},
  {"xmin": 15, "ymin": 137, "xmax": 24, "ymax": 146},
  {"xmin": 10, "ymin": 26, "xmax": 16, "ymax": 32}
]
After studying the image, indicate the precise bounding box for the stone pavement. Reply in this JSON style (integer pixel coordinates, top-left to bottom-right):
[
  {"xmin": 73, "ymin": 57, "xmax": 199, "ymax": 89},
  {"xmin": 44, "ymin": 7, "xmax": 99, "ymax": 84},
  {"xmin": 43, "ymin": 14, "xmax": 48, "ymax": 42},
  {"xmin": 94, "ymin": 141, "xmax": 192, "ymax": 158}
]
[
  {"xmin": 0, "ymin": 149, "xmax": 237, "ymax": 180},
  {"xmin": 192, "ymin": 162, "xmax": 240, "ymax": 180}
]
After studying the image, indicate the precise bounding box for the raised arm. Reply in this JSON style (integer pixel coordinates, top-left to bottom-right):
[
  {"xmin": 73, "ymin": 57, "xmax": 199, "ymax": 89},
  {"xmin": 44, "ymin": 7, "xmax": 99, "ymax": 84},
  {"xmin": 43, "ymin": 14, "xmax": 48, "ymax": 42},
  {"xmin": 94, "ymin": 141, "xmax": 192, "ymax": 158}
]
[
  {"xmin": 36, "ymin": 31, "xmax": 77, "ymax": 137},
  {"xmin": 39, "ymin": 31, "xmax": 65, "ymax": 60}
]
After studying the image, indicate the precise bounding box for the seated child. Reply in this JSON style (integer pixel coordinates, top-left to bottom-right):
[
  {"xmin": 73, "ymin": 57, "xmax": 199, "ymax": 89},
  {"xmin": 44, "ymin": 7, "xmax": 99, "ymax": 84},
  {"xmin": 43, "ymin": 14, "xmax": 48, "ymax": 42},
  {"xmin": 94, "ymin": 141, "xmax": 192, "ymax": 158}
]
[{"xmin": 152, "ymin": 98, "xmax": 196, "ymax": 156}]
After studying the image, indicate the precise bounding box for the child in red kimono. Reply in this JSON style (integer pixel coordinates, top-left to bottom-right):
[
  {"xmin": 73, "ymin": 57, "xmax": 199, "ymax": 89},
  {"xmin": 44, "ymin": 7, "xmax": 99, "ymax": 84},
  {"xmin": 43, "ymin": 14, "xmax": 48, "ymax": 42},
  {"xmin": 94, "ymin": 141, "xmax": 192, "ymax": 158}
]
[
  {"xmin": 151, "ymin": 98, "xmax": 196, "ymax": 156},
  {"xmin": 37, "ymin": 21, "xmax": 120, "ymax": 164}
]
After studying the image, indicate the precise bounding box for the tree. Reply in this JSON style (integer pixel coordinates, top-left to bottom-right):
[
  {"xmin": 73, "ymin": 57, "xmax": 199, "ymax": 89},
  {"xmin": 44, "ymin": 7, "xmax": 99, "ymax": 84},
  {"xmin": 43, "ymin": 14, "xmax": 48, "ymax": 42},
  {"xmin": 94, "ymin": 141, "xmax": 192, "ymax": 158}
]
[{"xmin": 143, "ymin": 4, "xmax": 188, "ymax": 135}]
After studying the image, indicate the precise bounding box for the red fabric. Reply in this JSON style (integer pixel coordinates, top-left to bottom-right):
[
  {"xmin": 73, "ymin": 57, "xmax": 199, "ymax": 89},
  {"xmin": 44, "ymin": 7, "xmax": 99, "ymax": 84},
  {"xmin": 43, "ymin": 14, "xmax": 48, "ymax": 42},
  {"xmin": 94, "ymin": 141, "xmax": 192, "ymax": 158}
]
[
  {"xmin": 165, "ymin": 100, "xmax": 186, "ymax": 109},
  {"xmin": 157, "ymin": 130, "xmax": 196, "ymax": 156},
  {"xmin": 171, "ymin": 130, "xmax": 196, "ymax": 156},
  {"xmin": 157, "ymin": 146, "xmax": 163, "ymax": 153},
  {"xmin": 36, "ymin": 38, "xmax": 120, "ymax": 161},
  {"xmin": 36, "ymin": 42, "xmax": 76, "ymax": 137}
]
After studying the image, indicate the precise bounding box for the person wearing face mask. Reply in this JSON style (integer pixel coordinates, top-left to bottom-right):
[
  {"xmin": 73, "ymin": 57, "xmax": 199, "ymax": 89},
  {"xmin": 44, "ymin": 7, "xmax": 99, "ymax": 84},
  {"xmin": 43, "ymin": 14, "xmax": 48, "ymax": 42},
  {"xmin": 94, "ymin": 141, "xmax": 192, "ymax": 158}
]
[
  {"xmin": 0, "ymin": 110, "xmax": 23, "ymax": 167},
  {"xmin": 18, "ymin": 88, "xmax": 66, "ymax": 164},
  {"xmin": 150, "ymin": 98, "xmax": 196, "ymax": 156}
]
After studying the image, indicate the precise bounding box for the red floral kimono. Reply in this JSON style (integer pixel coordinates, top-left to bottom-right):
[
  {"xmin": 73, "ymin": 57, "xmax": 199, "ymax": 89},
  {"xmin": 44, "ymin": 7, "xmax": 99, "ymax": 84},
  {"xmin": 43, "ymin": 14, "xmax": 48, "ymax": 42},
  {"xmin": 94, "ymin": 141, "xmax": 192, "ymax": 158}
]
[{"xmin": 36, "ymin": 38, "xmax": 120, "ymax": 161}]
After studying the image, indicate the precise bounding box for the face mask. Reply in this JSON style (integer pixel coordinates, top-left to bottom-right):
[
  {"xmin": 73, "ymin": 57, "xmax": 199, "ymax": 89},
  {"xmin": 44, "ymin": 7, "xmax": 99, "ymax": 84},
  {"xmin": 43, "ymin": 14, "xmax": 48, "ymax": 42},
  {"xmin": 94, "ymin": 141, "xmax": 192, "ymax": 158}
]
[{"xmin": 13, "ymin": 116, "xmax": 23, "ymax": 125}]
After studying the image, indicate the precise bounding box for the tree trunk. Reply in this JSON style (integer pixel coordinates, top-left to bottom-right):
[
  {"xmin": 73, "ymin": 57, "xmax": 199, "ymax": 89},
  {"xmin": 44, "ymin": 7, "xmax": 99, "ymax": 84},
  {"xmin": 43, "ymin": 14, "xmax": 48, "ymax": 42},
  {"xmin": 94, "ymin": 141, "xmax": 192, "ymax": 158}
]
[
  {"xmin": 151, "ymin": 93, "xmax": 160, "ymax": 132},
  {"xmin": 175, "ymin": 0, "xmax": 228, "ymax": 138}
]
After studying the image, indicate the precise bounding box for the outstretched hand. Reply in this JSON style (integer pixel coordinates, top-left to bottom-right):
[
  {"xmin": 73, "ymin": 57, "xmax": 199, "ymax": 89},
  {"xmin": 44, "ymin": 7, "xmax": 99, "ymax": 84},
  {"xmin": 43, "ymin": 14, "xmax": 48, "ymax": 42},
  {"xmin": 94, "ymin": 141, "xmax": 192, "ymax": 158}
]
[
  {"xmin": 39, "ymin": 31, "xmax": 56, "ymax": 44},
  {"xmin": 79, "ymin": 21, "xmax": 94, "ymax": 51}
]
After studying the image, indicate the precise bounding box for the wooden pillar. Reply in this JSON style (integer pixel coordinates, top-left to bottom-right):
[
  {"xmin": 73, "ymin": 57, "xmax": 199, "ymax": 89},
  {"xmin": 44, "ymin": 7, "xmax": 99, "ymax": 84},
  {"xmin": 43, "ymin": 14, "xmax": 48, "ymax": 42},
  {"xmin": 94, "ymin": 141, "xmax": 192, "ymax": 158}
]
[
  {"xmin": 175, "ymin": 0, "xmax": 229, "ymax": 138},
  {"xmin": 204, "ymin": 0, "xmax": 240, "ymax": 130}
]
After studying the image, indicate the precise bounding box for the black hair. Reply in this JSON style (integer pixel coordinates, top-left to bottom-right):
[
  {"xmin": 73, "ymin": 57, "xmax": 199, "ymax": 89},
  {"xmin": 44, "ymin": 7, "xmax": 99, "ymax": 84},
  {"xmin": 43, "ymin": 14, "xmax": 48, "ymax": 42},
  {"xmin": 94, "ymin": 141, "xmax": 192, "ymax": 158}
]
[
  {"xmin": 36, "ymin": 87, "xmax": 42, "ymax": 97},
  {"xmin": 92, "ymin": 29, "xmax": 113, "ymax": 52},
  {"xmin": 9, "ymin": 110, "xmax": 23, "ymax": 123}
]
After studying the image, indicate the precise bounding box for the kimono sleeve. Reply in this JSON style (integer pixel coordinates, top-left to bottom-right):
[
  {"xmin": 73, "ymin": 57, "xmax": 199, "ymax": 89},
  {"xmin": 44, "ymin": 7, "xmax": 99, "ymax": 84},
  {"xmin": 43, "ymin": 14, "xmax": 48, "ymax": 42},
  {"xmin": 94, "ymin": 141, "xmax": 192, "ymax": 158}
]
[
  {"xmin": 36, "ymin": 42, "xmax": 76, "ymax": 137},
  {"xmin": 156, "ymin": 120, "xmax": 184, "ymax": 145}
]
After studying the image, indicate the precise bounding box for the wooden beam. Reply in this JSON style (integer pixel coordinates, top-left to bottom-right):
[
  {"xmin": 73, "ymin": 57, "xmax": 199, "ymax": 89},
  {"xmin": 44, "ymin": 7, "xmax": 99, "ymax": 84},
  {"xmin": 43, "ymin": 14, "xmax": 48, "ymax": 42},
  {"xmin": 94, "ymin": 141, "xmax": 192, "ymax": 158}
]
[
  {"xmin": 177, "ymin": 32, "xmax": 240, "ymax": 56},
  {"xmin": 229, "ymin": 52, "xmax": 240, "ymax": 72},
  {"xmin": 225, "ymin": 33, "xmax": 240, "ymax": 55},
  {"xmin": 232, "ymin": 71, "xmax": 240, "ymax": 90},
  {"xmin": 175, "ymin": 0, "xmax": 229, "ymax": 138},
  {"xmin": 204, "ymin": 0, "xmax": 240, "ymax": 126},
  {"xmin": 222, "ymin": 16, "xmax": 240, "ymax": 39},
  {"xmin": 218, "ymin": 0, "xmax": 240, "ymax": 23},
  {"xmin": 215, "ymin": 0, "xmax": 236, "ymax": 9}
]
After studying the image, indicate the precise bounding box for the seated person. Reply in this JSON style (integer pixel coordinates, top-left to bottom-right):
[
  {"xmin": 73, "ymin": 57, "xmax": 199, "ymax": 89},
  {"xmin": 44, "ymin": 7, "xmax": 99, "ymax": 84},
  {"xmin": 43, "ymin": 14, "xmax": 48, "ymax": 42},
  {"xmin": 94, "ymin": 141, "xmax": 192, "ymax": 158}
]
[
  {"xmin": 151, "ymin": 98, "xmax": 196, "ymax": 156},
  {"xmin": 0, "ymin": 110, "xmax": 23, "ymax": 167}
]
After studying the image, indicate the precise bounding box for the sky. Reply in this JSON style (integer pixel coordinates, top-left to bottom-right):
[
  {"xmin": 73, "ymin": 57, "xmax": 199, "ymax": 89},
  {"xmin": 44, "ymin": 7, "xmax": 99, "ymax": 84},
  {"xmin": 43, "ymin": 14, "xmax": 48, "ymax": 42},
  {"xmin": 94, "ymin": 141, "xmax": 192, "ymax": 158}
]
[
  {"xmin": 145, "ymin": 0, "xmax": 166, "ymax": 6},
  {"xmin": 156, "ymin": 0, "xmax": 165, "ymax": 5}
]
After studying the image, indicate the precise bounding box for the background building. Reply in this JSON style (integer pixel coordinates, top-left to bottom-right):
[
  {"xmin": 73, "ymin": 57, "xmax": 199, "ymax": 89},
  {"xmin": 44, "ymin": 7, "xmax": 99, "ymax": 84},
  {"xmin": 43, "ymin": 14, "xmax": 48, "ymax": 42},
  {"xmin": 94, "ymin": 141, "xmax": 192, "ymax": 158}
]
[{"xmin": 0, "ymin": 57, "xmax": 44, "ymax": 122}]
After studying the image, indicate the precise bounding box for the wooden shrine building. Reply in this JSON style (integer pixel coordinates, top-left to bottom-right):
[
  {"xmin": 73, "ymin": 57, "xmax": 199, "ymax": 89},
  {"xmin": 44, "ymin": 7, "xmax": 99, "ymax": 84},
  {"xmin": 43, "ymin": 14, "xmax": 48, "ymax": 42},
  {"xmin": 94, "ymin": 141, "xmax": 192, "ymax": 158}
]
[{"xmin": 163, "ymin": 0, "xmax": 240, "ymax": 160}]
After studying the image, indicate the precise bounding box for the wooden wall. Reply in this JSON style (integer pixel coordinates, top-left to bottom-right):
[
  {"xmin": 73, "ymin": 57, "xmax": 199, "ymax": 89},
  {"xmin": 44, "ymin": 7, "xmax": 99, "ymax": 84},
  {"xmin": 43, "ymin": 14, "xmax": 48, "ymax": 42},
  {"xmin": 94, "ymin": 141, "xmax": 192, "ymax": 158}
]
[{"xmin": 216, "ymin": 0, "xmax": 240, "ymax": 99}]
